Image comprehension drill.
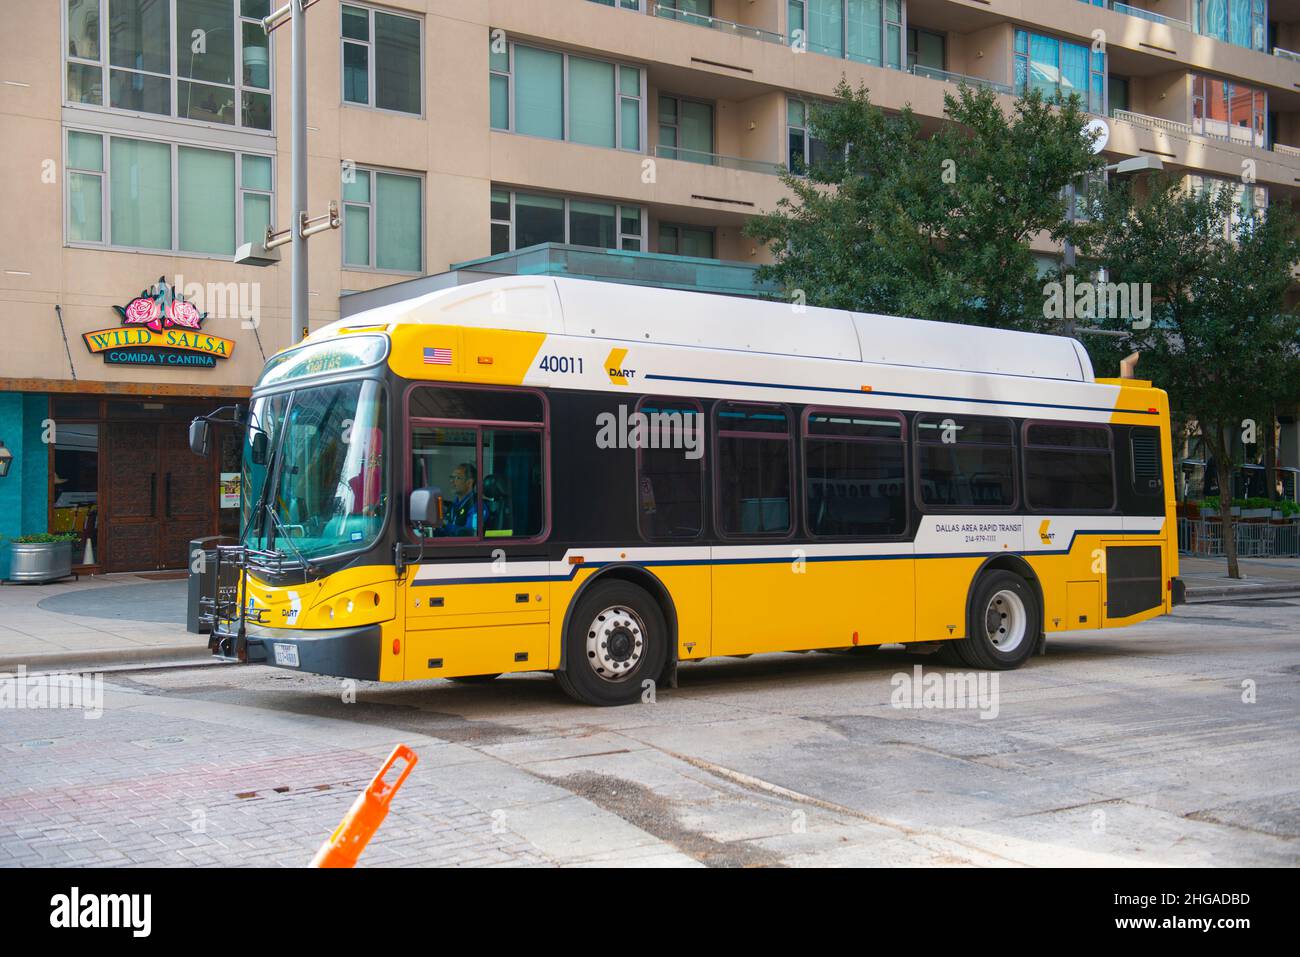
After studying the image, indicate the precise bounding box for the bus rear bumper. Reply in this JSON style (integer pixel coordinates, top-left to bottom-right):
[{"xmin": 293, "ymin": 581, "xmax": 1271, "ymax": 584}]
[
  {"xmin": 1171, "ymin": 577, "xmax": 1186, "ymax": 606},
  {"xmin": 241, "ymin": 623, "xmax": 383, "ymax": 681}
]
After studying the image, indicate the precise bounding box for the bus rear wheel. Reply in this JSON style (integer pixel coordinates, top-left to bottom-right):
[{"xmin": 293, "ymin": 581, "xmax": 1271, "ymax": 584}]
[
  {"xmin": 557, "ymin": 581, "xmax": 667, "ymax": 707},
  {"xmin": 953, "ymin": 571, "xmax": 1040, "ymax": 671}
]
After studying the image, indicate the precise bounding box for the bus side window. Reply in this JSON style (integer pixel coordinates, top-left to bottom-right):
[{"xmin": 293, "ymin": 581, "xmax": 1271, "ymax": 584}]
[
  {"xmin": 1024, "ymin": 422, "xmax": 1115, "ymax": 511},
  {"xmin": 636, "ymin": 397, "xmax": 704, "ymax": 541},
  {"xmin": 915, "ymin": 414, "xmax": 1016, "ymax": 510},
  {"xmin": 715, "ymin": 402, "xmax": 792, "ymax": 537},
  {"xmin": 804, "ymin": 409, "xmax": 907, "ymax": 537}
]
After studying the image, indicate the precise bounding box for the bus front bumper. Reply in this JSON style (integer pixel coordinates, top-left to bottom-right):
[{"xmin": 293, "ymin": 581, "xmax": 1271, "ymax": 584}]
[{"xmin": 240, "ymin": 623, "xmax": 383, "ymax": 681}]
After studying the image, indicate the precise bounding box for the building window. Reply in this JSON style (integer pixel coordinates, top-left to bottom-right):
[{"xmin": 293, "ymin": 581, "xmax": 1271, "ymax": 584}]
[
  {"xmin": 1014, "ymin": 30, "xmax": 1106, "ymax": 115},
  {"xmin": 716, "ymin": 402, "xmax": 793, "ymax": 538},
  {"xmin": 65, "ymin": 129, "xmax": 272, "ymax": 254},
  {"xmin": 658, "ymin": 224, "xmax": 714, "ymax": 258},
  {"xmin": 805, "ymin": 409, "xmax": 907, "ymax": 537},
  {"xmin": 490, "ymin": 188, "xmax": 645, "ymax": 254},
  {"xmin": 589, "ymin": 0, "xmax": 643, "ymax": 9},
  {"xmin": 907, "ymin": 27, "xmax": 945, "ymax": 72},
  {"xmin": 1023, "ymin": 423, "xmax": 1115, "ymax": 512},
  {"xmin": 658, "ymin": 95, "xmax": 714, "ymax": 162},
  {"xmin": 787, "ymin": 98, "xmax": 830, "ymax": 172},
  {"xmin": 1192, "ymin": 75, "xmax": 1266, "ymax": 149},
  {"xmin": 489, "ymin": 36, "xmax": 644, "ymax": 152},
  {"xmin": 1186, "ymin": 174, "xmax": 1268, "ymax": 236},
  {"xmin": 1108, "ymin": 75, "xmax": 1129, "ymax": 114},
  {"xmin": 65, "ymin": 0, "xmax": 273, "ymax": 131},
  {"xmin": 341, "ymin": 3, "xmax": 422, "ymax": 115},
  {"xmin": 637, "ymin": 397, "xmax": 705, "ymax": 541},
  {"xmin": 916, "ymin": 414, "xmax": 1017, "ymax": 510},
  {"xmin": 1192, "ymin": 0, "xmax": 1267, "ymax": 52},
  {"xmin": 342, "ymin": 166, "xmax": 423, "ymax": 272},
  {"xmin": 789, "ymin": 0, "xmax": 904, "ymax": 70}
]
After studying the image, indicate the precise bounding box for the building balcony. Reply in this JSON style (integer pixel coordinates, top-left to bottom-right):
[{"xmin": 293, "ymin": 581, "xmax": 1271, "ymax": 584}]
[
  {"xmin": 908, "ymin": 64, "xmax": 1013, "ymax": 97},
  {"xmin": 1102, "ymin": 1, "xmax": 1191, "ymax": 32},
  {"xmin": 654, "ymin": 144, "xmax": 787, "ymax": 176},
  {"xmin": 650, "ymin": 3, "xmax": 785, "ymax": 45}
]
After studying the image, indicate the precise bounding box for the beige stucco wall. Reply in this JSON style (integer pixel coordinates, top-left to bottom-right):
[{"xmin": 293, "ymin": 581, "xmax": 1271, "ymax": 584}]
[{"xmin": 3, "ymin": 0, "xmax": 1297, "ymax": 396}]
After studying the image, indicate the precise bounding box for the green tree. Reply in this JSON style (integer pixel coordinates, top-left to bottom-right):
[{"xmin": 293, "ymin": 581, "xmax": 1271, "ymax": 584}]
[
  {"xmin": 1082, "ymin": 175, "xmax": 1300, "ymax": 578},
  {"xmin": 744, "ymin": 82, "xmax": 1102, "ymax": 329}
]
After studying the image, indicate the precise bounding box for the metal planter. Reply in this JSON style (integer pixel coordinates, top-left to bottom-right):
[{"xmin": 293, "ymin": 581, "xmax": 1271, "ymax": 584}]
[{"xmin": 7, "ymin": 541, "xmax": 74, "ymax": 583}]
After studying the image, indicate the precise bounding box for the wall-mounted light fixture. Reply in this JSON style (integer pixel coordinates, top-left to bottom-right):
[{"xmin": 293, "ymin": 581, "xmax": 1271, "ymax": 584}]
[{"xmin": 0, "ymin": 439, "xmax": 12, "ymax": 478}]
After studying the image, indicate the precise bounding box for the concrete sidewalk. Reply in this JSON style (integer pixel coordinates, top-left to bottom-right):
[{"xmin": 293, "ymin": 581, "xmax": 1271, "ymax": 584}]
[
  {"xmin": 2, "ymin": 556, "xmax": 1297, "ymax": 672},
  {"xmin": 0, "ymin": 574, "xmax": 206, "ymax": 671}
]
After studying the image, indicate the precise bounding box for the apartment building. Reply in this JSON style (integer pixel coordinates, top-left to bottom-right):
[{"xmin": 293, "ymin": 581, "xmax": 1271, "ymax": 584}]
[{"xmin": 0, "ymin": 0, "xmax": 1297, "ymax": 573}]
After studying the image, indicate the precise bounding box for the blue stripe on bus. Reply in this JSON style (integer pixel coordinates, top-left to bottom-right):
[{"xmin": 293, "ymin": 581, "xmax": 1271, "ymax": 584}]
[
  {"xmin": 410, "ymin": 528, "xmax": 1163, "ymax": 586},
  {"xmin": 643, "ymin": 373, "xmax": 1159, "ymax": 417}
]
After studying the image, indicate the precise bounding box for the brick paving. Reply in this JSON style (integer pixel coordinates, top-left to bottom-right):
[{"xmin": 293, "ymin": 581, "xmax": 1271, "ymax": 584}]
[{"xmin": 0, "ymin": 701, "xmax": 554, "ymax": 868}]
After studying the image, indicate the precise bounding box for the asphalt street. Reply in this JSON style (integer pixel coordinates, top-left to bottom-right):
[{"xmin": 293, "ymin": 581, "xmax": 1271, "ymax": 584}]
[{"xmin": 1, "ymin": 596, "xmax": 1296, "ymax": 867}]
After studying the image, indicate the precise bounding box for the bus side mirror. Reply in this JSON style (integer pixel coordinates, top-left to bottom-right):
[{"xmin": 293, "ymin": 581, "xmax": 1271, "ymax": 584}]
[
  {"xmin": 250, "ymin": 430, "xmax": 269, "ymax": 465},
  {"xmin": 189, "ymin": 418, "xmax": 211, "ymax": 457},
  {"xmin": 410, "ymin": 487, "xmax": 442, "ymax": 526}
]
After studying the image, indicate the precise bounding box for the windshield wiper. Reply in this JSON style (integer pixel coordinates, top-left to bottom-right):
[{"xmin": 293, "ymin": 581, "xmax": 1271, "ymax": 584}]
[{"xmin": 262, "ymin": 506, "xmax": 317, "ymax": 576}]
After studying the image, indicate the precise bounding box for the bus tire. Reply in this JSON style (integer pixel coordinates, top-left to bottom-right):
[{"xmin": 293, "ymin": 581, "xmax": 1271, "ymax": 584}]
[
  {"xmin": 556, "ymin": 581, "xmax": 668, "ymax": 707},
  {"xmin": 954, "ymin": 571, "xmax": 1040, "ymax": 671},
  {"xmin": 448, "ymin": 674, "xmax": 501, "ymax": 683}
]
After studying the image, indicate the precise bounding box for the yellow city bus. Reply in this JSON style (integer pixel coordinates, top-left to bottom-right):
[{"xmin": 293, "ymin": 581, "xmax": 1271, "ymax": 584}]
[{"xmin": 192, "ymin": 276, "xmax": 1182, "ymax": 706}]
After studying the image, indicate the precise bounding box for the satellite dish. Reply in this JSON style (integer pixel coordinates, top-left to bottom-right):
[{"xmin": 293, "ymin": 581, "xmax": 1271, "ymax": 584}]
[{"xmin": 1084, "ymin": 118, "xmax": 1110, "ymax": 154}]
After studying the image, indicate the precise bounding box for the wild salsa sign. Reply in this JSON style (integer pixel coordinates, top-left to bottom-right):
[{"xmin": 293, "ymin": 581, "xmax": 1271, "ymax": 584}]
[{"xmin": 83, "ymin": 277, "xmax": 235, "ymax": 368}]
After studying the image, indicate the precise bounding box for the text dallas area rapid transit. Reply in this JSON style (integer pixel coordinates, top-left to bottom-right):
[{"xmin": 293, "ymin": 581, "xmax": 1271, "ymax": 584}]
[{"xmin": 188, "ymin": 275, "xmax": 1179, "ymax": 706}]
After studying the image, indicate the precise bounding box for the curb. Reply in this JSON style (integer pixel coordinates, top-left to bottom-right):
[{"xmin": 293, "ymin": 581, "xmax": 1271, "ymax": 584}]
[
  {"xmin": 1183, "ymin": 582, "xmax": 1300, "ymax": 602},
  {"xmin": 0, "ymin": 643, "xmax": 211, "ymax": 673}
]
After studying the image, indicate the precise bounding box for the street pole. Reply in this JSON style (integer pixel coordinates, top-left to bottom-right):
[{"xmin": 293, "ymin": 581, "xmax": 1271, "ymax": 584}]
[{"xmin": 290, "ymin": 0, "xmax": 308, "ymax": 345}]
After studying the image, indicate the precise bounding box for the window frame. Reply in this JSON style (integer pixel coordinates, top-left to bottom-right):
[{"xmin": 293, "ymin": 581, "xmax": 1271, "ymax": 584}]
[
  {"xmin": 402, "ymin": 382, "xmax": 551, "ymax": 547},
  {"xmin": 1013, "ymin": 28, "xmax": 1106, "ymax": 115},
  {"xmin": 712, "ymin": 400, "xmax": 797, "ymax": 542},
  {"xmin": 801, "ymin": 406, "xmax": 910, "ymax": 541},
  {"xmin": 62, "ymin": 0, "xmax": 276, "ymax": 134},
  {"xmin": 635, "ymin": 395, "xmax": 707, "ymax": 544},
  {"xmin": 340, "ymin": 2, "xmax": 424, "ymax": 117},
  {"xmin": 491, "ymin": 187, "xmax": 646, "ymax": 253},
  {"xmin": 341, "ymin": 164, "xmax": 425, "ymax": 275},
  {"xmin": 489, "ymin": 34, "xmax": 645, "ymax": 154},
  {"xmin": 1021, "ymin": 419, "xmax": 1117, "ymax": 514},
  {"xmin": 913, "ymin": 412, "xmax": 1020, "ymax": 514},
  {"xmin": 658, "ymin": 92, "xmax": 715, "ymax": 161},
  {"xmin": 63, "ymin": 126, "xmax": 275, "ymax": 257},
  {"xmin": 657, "ymin": 222, "xmax": 716, "ymax": 258}
]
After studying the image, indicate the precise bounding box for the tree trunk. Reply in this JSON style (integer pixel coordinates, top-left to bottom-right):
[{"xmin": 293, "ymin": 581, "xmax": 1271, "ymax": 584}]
[
  {"xmin": 1206, "ymin": 426, "xmax": 1242, "ymax": 580},
  {"xmin": 1264, "ymin": 408, "xmax": 1278, "ymax": 503}
]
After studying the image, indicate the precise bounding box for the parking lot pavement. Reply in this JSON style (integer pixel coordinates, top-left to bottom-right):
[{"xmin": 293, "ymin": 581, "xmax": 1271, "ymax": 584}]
[{"xmin": 1, "ymin": 595, "xmax": 1297, "ymax": 867}]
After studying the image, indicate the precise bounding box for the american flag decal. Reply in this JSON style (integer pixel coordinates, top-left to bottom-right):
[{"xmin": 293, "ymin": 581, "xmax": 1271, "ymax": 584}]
[{"xmin": 423, "ymin": 347, "xmax": 453, "ymax": 366}]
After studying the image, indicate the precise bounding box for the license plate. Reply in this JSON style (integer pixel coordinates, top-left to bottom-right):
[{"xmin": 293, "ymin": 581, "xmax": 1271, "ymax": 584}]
[{"xmin": 272, "ymin": 643, "xmax": 300, "ymax": 667}]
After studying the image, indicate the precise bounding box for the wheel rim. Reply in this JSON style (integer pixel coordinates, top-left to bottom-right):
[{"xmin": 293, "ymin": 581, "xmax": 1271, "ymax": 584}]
[
  {"xmin": 983, "ymin": 589, "xmax": 1027, "ymax": 654},
  {"xmin": 585, "ymin": 605, "xmax": 647, "ymax": 682}
]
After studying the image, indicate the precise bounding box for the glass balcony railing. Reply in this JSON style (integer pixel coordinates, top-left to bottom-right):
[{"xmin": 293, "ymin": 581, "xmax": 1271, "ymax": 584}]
[
  {"xmin": 908, "ymin": 64, "xmax": 1013, "ymax": 96},
  {"xmin": 654, "ymin": 144, "xmax": 786, "ymax": 175},
  {"xmin": 1108, "ymin": 2, "xmax": 1190, "ymax": 31},
  {"xmin": 1276, "ymin": 47, "xmax": 1300, "ymax": 63},
  {"xmin": 651, "ymin": 3, "xmax": 784, "ymax": 44}
]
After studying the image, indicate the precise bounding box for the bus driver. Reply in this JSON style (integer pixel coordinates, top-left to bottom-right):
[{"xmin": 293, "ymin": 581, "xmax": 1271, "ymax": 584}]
[{"xmin": 437, "ymin": 462, "xmax": 479, "ymax": 537}]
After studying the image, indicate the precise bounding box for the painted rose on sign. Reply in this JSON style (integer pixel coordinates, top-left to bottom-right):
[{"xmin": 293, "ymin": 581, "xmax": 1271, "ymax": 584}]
[{"xmin": 113, "ymin": 277, "xmax": 208, "ymax": 333}]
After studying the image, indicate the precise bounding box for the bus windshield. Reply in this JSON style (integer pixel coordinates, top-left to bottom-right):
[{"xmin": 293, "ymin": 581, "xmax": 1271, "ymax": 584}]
[{"xmin": 242, "ymin": 379, "xmax": 387, "ymax": 564}]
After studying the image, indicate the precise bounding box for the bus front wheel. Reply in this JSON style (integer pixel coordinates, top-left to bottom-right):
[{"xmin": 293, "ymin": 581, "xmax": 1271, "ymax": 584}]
[
  {"xmin": 557, "ymin": 581, "xmax": 668, "ymax": 707},
  {"xmin": 954, "ymin": 571, "xmax": 1041, "ymax": 671}
]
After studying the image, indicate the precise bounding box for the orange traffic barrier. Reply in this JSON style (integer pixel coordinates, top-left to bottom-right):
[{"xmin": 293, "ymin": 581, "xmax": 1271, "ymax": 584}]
[{"xmin": 309, "ymin": 744, "xmax": 418, "ymax": 868}]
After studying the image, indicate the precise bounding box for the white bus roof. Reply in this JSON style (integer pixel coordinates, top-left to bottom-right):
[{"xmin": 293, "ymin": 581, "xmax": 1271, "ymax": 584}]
[{"xmin": 327, "ymin": 275, "xmax": 1094, "ymax": 383}]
